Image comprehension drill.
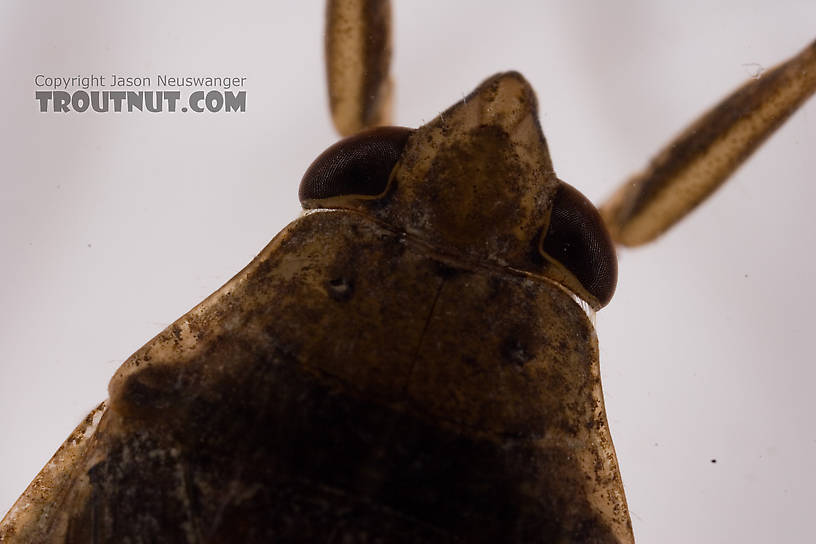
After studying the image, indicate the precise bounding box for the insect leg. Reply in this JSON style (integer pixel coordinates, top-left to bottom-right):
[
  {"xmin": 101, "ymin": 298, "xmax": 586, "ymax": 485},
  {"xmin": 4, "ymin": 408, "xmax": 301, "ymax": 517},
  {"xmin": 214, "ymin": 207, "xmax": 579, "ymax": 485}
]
[
  {"xmin": 325, "ymin": 0, "xmax": 393, "ymax": 136},
  {"xmin": 599, "ymin": 39, "xmax": 816, "ymax": 246}
]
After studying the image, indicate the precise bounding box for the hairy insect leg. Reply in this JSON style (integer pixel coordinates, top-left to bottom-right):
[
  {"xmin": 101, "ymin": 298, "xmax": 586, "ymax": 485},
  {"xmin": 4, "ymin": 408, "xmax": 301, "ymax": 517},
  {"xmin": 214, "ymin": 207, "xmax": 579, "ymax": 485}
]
[
  {"xmin": 325, "ymin": 0, "xmax": 393, "ymax": 136},
  {"xmin": 600, "ymin": 39, "xmax": 816, "ymax": 247}
]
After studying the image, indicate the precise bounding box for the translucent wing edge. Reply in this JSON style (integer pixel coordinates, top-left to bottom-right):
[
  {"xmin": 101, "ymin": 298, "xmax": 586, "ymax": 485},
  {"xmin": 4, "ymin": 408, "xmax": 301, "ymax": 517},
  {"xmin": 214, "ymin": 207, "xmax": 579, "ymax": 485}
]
[{"xmin": 0, "ymin": 401, "xmax": 107, "ymax": 542}]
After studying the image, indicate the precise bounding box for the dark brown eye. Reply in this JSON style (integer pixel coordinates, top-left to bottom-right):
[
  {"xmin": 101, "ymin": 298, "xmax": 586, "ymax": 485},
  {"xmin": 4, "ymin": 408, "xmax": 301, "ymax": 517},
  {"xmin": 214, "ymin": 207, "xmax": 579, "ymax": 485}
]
[
  {"xmin": 299, "ymin": 126, "xmax": 413, "ymax": 206},
  {"xmin": 539, "ymin": 181, "xmax": 618, "ymax": 307}
]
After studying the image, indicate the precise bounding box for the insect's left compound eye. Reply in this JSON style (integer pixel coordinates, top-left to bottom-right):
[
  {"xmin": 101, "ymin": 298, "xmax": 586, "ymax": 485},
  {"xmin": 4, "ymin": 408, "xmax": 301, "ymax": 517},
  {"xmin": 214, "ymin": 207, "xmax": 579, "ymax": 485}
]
[
  {"xmin": 299, "ymin": 126, "xmax": 413, "ymax": 207},
  {"xmin": 539, "ymin": 181, "xmax": 618, "ymax": 308}
]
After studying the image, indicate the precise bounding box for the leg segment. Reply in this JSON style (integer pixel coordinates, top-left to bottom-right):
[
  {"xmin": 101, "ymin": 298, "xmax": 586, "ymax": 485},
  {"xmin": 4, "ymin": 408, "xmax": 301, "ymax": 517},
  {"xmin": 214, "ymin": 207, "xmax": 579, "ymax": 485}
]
[
  {"xmin": 600, "ymin": 39, "xmax": 816, "ymax": 246},
  {"xmin": 325, "ymin": 0, "xmax": 393, "ymax": 137}
]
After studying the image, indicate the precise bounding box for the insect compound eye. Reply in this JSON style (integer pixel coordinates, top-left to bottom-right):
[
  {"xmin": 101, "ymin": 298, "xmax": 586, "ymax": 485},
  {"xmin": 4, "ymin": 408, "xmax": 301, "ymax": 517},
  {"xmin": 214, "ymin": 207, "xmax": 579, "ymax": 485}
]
[
  {"xmin": 299, "ymin": 126, "xmax": 413, "ymax": 207},
  {"xmin": 539, "ymin": 181, "xmax": 618, "ymax": 308}
]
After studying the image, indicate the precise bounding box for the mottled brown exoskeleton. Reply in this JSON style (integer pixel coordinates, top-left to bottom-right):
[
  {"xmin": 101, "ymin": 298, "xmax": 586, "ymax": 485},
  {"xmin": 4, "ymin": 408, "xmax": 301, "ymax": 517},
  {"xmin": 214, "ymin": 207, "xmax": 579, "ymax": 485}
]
[{"xmin": 2, "ymin": 2, "xmax": 814, "ymax": 542}]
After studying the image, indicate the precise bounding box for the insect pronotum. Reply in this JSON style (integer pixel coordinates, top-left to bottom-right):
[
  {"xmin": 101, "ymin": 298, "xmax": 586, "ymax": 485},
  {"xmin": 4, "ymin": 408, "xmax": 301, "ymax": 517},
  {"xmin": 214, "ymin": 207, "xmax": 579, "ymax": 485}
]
[{"xmin": 1, "ymin": 2, "xmax": 814, "ymax": 542}]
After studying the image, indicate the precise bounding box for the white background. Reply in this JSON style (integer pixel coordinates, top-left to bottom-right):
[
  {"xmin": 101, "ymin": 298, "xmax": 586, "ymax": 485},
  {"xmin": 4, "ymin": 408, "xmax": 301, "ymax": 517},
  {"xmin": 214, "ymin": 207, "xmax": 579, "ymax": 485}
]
[{"xmin": 1, "ymin": 2, "xmax": 814, "ymax": 542}]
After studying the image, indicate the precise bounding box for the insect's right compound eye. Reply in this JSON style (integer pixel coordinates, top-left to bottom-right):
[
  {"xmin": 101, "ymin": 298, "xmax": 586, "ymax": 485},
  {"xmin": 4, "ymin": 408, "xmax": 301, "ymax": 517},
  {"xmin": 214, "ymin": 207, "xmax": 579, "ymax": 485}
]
[
  {"xmin": 299, "ymin": 126, "xmax": 413, "ymax": 207},
  {"xmin": 539, "ymin": 181, "xmax": 618, "ymax": 308}
]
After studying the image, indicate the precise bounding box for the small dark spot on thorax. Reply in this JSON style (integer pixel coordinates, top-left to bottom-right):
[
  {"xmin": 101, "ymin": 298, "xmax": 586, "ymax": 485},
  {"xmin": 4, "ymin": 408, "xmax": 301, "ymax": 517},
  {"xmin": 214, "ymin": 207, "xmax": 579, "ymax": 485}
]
[
  {"xmin": 326, "ymin": 277, "xmax": 355, "ymax": 302},
  {"xmin": 501, "ymin": 337, "xmax": 533, "ymax": 367}
]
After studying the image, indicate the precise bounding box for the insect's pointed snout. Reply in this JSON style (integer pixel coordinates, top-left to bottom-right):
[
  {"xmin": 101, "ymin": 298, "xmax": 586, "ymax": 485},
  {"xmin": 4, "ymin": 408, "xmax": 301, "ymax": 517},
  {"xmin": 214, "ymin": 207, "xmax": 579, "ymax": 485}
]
[{"xmin": 378, "ymin": 72, "xmax": 559, "ymax": 261}]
